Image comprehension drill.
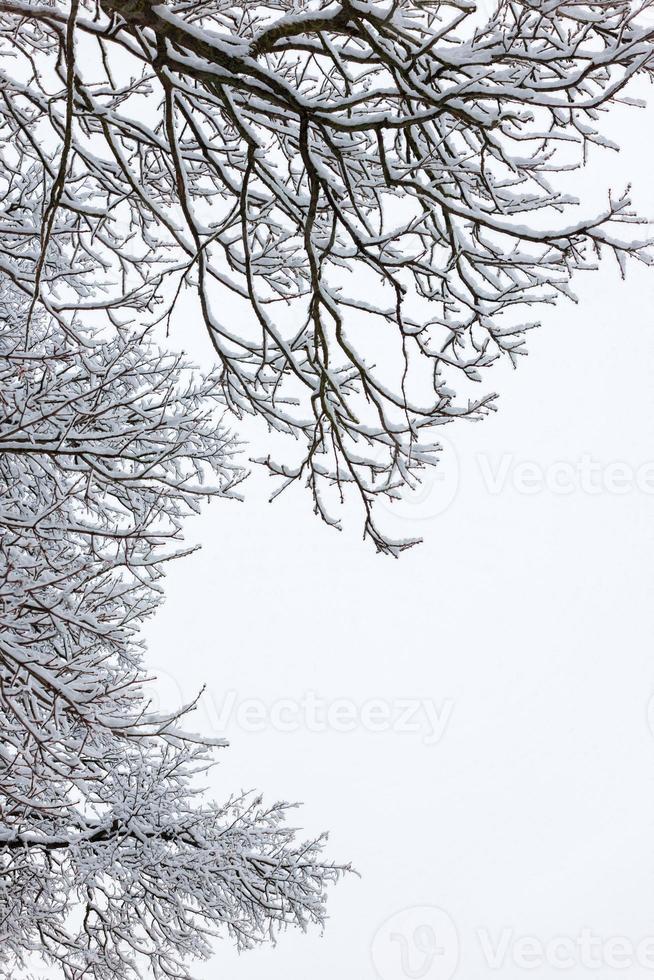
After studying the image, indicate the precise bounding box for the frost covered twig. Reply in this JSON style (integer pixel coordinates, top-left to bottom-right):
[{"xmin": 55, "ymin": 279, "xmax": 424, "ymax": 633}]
[
  {"xmin": 0, "ymin": 0, "xmax": 652, "ymax": 550},
  {"xmin": 0, "ymin": 282, "xmax": 347, "ymax": 980}
]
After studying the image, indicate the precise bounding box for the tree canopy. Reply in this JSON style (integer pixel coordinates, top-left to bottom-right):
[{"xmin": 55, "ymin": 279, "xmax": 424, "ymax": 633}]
[
  {"xmin": 0, "ymin": 284, "xmax": 345, "ymax": 980},
  {"xmin": 1, "ymin": 0, "xmax": 653, "ymax": 974},
  {"xmin": 0, "ymin": 0, "xmax": 652, "ymax": 550}
]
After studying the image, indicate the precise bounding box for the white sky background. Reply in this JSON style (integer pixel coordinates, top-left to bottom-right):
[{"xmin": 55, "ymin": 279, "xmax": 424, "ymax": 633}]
[{"xmin": 141, "ymin": 89, "xmax": 654, "ymax": 980}]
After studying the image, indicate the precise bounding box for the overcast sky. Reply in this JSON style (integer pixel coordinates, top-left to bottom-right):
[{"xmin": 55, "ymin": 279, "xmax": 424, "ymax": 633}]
[{"xmin": 141, "ymin": 92, "xmax": 654, "ymax": 980}]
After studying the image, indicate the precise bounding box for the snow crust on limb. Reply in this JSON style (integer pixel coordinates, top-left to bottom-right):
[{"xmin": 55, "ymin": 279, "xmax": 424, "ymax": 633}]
[
  {"xmin": 0, "ymin": 282, "xmax": 347, "ymax": 980},
  {"xmin": 0, "ymin": 0, "xmax": 652, "ymax": 551}
]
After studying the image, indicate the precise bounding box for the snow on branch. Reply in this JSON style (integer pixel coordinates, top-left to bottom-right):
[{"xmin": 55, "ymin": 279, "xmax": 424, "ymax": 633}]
[
  {"xmin": 0, "ymin": 281, "xmax": 347, "ymax": 980},
  {"xmin": 0, "ymin": 0, "xmax": 651, "ymax": 552}
]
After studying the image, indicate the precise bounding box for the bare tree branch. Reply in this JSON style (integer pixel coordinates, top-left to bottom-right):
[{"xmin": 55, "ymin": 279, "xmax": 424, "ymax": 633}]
[
  {"xmin": 0, "ymin": 0, "xmax": 651, "ymax": 552},
  {"xmin": 0, "ymin": 281, "xmax": 346, "ymax": 980}
]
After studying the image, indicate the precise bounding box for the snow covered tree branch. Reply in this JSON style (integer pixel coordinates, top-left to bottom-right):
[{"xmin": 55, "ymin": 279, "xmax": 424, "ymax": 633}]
[
  {"xmin": 0, "ymin": 0, "xmax": 652, "ymax": 552},
  {"xmin": 0, "ymin": 282, "xmax": 347, "ymax": 980}
]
